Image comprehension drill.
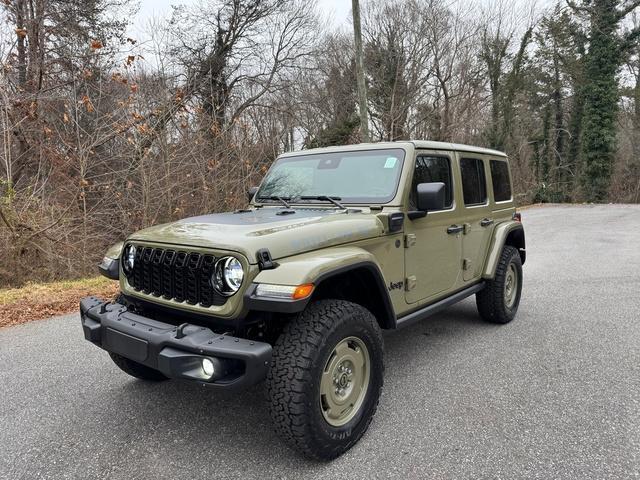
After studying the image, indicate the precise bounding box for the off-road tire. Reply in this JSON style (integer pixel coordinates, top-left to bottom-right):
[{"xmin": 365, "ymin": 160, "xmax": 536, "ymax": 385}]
[
  {"xmin": 476, "ymin": 245, "xmax": 523, "ymax": 324},
  {"xmin": 109, "ymin": 352, "xmax": 168, "ymax": 381},
  {"xmin": 267, "ymin": 300, "xmax": 384, "ymax": 460}
]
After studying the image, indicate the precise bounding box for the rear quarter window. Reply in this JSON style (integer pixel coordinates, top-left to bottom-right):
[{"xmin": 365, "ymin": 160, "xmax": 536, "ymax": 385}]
[{"xmin": 490, "ymin": 160, "xmax": 512, "ymax": 202}]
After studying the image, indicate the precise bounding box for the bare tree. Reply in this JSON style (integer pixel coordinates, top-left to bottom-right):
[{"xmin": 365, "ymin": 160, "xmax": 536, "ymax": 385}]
[{"xmin": 0, "ymin": 0, "xmax": 639, "ymax": 288}]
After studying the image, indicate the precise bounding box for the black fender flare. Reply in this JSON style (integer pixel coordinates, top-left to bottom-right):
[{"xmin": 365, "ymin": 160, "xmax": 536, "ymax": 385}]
[{"xmin": 244, "ymin": 261, "xmax": 396, "ymax": 329}]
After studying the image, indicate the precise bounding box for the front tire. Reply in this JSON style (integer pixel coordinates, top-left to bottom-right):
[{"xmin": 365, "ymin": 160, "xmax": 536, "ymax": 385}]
[
  {"xmin": 267, "ymin": 300, "xmax": 384, "ymax": 460},
  {"xmin": 476, "ymin": 245, "xmax": 523, "ymax": 324}
]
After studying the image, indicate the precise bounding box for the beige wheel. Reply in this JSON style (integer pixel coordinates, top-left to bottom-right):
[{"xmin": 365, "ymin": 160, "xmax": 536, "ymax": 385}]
[
  {"xmin": 476, "ymin": 245, "xmax": 523, "ymax": 324},
  {"xmin": 320, "ymin": 336, "xmax": 371, "ymax": 427},
  {"xmin": 504, "ymin": 263, "xmax": 519, "ymax": 308}
]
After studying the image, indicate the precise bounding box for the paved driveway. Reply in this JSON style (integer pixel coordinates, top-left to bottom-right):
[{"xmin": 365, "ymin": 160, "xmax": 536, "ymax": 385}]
[{"xmin": 1, "ymin": 205, "xmax": 639, "ymax": 479}]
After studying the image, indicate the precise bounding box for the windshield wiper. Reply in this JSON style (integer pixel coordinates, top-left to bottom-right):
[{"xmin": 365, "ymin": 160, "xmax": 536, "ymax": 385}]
[
  {"xmin": 257, "ymin": 195, "xmax": 291, "ymax": 208},
  {"xmin": 299, "ymin": 195, "xmax": 346, "ymax": 209}
]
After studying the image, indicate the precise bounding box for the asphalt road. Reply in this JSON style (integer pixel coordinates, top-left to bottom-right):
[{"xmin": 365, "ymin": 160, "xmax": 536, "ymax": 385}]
[{"xmin": 1, "ymin": 204, "xmax": 639, "ymax": 479}]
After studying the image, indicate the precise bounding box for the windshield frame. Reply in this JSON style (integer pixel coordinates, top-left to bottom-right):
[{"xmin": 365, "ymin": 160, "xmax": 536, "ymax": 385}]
[{"xmin": 255, "ymin": 148, "xmax": 407, "ymax": 205}]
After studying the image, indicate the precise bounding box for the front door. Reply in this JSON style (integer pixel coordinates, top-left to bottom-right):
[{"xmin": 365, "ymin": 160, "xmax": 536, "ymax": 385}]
[{"xmin": 404, "ymin": 153, "xmax": 462, "ymax": 304}]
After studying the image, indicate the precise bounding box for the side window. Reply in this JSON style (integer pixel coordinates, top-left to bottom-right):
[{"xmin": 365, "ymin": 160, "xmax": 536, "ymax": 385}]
[
  {"xmin": 460, "ymin": 158, "xmax": 487, "ymax": 206},
  {"xmin": 490, "ymin": 160, "xmax": 512, "ymax": 202},
  {"xmin": 409, "ymin": 155, "xmax": 453, "ymax": 210}
]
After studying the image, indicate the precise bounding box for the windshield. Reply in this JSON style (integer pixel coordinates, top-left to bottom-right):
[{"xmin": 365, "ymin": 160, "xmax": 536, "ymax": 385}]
[{"xmin": 256, "ymin": 149, "xmax": 406, "ymax": 204}]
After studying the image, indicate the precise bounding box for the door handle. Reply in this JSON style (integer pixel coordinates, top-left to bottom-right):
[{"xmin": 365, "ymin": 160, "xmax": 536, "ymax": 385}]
[
  {"xmin": 447, "ymin": 225, "xmax": 464, "ymax": 235},
  {"xmin": 480, "ymin": 218, "xmax": 494, "ymax": 227}
]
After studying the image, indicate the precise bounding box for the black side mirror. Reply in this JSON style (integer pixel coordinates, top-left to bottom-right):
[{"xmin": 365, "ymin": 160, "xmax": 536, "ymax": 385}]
[
  {"xmin": 416, "ymin": 182, "xmax": 446, "ymax": 211},
  {"xmin": 247, "ymin": 186, "xmax": 259, "ymax": 201}
]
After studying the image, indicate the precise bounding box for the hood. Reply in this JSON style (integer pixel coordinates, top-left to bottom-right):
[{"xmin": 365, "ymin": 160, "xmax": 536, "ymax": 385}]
[{"xmin": 128, "ymin": 207, "xmax": 385, "ymax": 264}]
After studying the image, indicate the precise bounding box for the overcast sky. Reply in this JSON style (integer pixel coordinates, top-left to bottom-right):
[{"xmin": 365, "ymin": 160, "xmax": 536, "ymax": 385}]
[{"xmin": 130, "ymin": 0, "xmax": 352, "ymax": 42}]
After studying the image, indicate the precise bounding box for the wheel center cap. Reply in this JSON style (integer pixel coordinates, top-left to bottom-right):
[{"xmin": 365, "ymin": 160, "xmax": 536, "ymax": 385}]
[{"xmin": 338, "ymin": 374, "xmax": 348, "ymax": 388}]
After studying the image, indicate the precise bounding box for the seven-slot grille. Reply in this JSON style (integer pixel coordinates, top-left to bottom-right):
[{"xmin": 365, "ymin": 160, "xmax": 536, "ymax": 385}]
[{"xmin": 124, "ymin": 245, "xmax": 226, "ymax": 307}]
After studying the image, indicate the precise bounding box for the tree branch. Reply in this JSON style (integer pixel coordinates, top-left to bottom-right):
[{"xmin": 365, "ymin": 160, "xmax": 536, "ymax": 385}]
[{"xmin": 618, "ymin": 0, "xmax": 640, "ymax": 21}]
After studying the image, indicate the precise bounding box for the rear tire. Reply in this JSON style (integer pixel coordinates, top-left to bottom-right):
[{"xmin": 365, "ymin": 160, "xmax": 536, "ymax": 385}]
[
  {"xmin": 267, "ymin": 300, "xmax": 384, "ymax": 460},
  {"xmin": 476, "ymin": 245, "xmax": 523, "ymax": 324},
  {"xmin": 109, "ymin": 352, "xmax": 168, "ymax": 381}
]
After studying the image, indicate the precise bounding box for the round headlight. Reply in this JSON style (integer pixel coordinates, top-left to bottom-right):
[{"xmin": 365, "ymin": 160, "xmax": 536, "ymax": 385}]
[
  {"xmin": 123, "ymin": 244, "xmax": 136, "ymax": 274},
  {"xmin": 212, "ymin": 257, "xmax": 244, "ymax": 296}
]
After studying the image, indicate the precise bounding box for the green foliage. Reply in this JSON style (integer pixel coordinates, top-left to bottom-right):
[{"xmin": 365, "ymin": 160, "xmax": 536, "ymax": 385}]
[
  {"xmin": 529, "ymin": 7, "xmax": 586, "ymax": 199},
  {"xmin": 1, "ymin": 179, "xmax": 15, "ymax": 205},
  {"xmin": 574, "ymin": 0, "xmax": 638, "ymax": 202},
  {"xmin": 480, "ymin": 24, "xmax": 533, "ymax": 151},
  {"xmin": 306, "ymin": 116, "xmax": 361, "ymax": 148},
  {"xmin": 365, "ymin": 34, "xmax": 410, "ymax": 140},
  {"xmin": 524, "ymin": 0, "xmax": 639, "ymax": 203}
]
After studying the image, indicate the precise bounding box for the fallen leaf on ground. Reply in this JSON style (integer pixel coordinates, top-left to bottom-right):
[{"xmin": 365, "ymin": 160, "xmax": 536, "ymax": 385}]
[{"xmin": 0, "ymin": 278, "xmax": 118, "ymax": 329}]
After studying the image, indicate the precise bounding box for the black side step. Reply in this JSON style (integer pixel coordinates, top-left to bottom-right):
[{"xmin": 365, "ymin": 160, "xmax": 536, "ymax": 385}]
[{"xmin": 395, "ymin": 282, "xmax": 485, "ymax": 329}]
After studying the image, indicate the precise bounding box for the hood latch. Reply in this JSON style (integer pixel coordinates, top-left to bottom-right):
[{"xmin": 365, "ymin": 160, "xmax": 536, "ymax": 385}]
[{"xmin": 257, "ymin": 248, "xmax": 278, "ymax": 270}]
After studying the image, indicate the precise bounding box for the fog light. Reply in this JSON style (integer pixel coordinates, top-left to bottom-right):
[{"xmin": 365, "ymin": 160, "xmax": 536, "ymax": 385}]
[{"xmin": 202, "ymin": 358, "xmax": 215, "ymax": 377}]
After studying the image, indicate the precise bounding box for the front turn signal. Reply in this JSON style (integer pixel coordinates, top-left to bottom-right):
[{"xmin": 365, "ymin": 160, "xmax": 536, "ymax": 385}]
[
  {"xmin": 292, "ymin": 283, "xmax": 314, "ymax": 300},
  {"xmin": 255, "ymin": 283, "xmax": 315, "ymax": 300}
]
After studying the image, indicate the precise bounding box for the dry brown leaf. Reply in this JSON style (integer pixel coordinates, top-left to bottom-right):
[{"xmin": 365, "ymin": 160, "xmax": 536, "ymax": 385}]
[
  {"xmin": 80, "ymin": 95, "xmax": 95, "ymax": 113},
  {"xmin": 91, "ymin": 40, "xmax": 103, "ymax": 50},
  {"xmin": 0, "ymin": 279, "xmax": 118, "ymax": 329}
]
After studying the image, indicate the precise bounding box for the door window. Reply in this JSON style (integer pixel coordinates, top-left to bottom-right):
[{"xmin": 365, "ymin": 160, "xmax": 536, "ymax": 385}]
[
  {"xmin": 490, "ymin": 160, "xmax": 512, "ymax": 202},
  {"xmin": 460, "ymin": 158, "xmax": 487, "ymax": 206},
  {"xmin": 409, "ymin": 156, "xmax": 453, "ymax": 210}
]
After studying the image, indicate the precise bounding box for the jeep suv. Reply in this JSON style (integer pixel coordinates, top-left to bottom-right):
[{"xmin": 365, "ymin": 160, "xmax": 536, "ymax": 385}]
[{"xmin": 81, "ymin": 141, "xmax": 525, "ymax": 460}]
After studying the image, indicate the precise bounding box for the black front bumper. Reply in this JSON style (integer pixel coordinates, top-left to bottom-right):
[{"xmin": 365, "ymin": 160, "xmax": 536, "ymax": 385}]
[{"xmin": 80, "ymin": 297, "xmax": 272, "ymax": 390}]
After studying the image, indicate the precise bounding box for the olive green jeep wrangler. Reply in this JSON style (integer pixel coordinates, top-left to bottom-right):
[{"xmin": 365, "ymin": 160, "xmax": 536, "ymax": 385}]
[{"xmin": 80, "ymin": 141, "xmax": 525, "ymax": 459}]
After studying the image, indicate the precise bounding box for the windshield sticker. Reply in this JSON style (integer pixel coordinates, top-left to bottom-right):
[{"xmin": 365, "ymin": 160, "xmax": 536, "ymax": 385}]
[{"xmin": 384, "ymin": 157, "xmax": 397, "ymax": 169}]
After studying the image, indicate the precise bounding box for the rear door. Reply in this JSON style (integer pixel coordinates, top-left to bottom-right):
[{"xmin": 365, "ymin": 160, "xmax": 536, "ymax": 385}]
[{"xmin": 458, "ymin": 155, "xmax": 494, "ymax": 282}]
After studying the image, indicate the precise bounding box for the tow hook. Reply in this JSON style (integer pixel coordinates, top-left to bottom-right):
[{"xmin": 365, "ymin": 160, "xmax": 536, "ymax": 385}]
[{"xmin": 175, "ymin": 322, "xmax": 189, "ymax": 339}]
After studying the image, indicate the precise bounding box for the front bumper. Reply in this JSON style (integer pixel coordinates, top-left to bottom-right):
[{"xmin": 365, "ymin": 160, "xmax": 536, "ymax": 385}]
[{"xmin": 80, "ymin": 297, "xmax": 272, "ymax": 390}]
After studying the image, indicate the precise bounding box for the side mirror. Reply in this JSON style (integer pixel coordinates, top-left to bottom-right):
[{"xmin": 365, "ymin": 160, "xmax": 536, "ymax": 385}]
[
  {"xmin": 416, "ymin": 182, "xmax": 446, "ymax": 212},
  {"xmin": 247, "ymin": 186, "xmax": 259, "ymax": 201}
]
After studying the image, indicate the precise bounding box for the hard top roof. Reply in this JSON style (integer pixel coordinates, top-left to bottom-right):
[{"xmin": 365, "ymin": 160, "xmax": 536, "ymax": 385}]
[{"xmin": 279, "ymin": 140, "xmax": 507, "ymax": 158}]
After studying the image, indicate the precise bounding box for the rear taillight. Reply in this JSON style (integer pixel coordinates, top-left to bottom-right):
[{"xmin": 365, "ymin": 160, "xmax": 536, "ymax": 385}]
[{"xmin": 513, "ymin": 212, "xmax": 521, "ymax": 222}]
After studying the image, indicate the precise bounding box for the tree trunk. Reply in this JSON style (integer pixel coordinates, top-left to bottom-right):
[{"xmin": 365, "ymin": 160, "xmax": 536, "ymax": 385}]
[
  {"xmin": 352, "ymin": 0, "xmax": 369, "ymax": 142},
  {"xmin": 552, "ymin": 49, "xmax": 566, "ymax": 196}
]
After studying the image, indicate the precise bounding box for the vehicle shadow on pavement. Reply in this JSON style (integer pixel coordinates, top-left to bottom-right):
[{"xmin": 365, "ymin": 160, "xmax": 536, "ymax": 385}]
[
  {"xmin": 384, "ymin": 299, "xmax": 492, "ymax": 359},
  {"xmin": 100, "ymin": 298, "xmax": 494, "ymax": 466}
]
